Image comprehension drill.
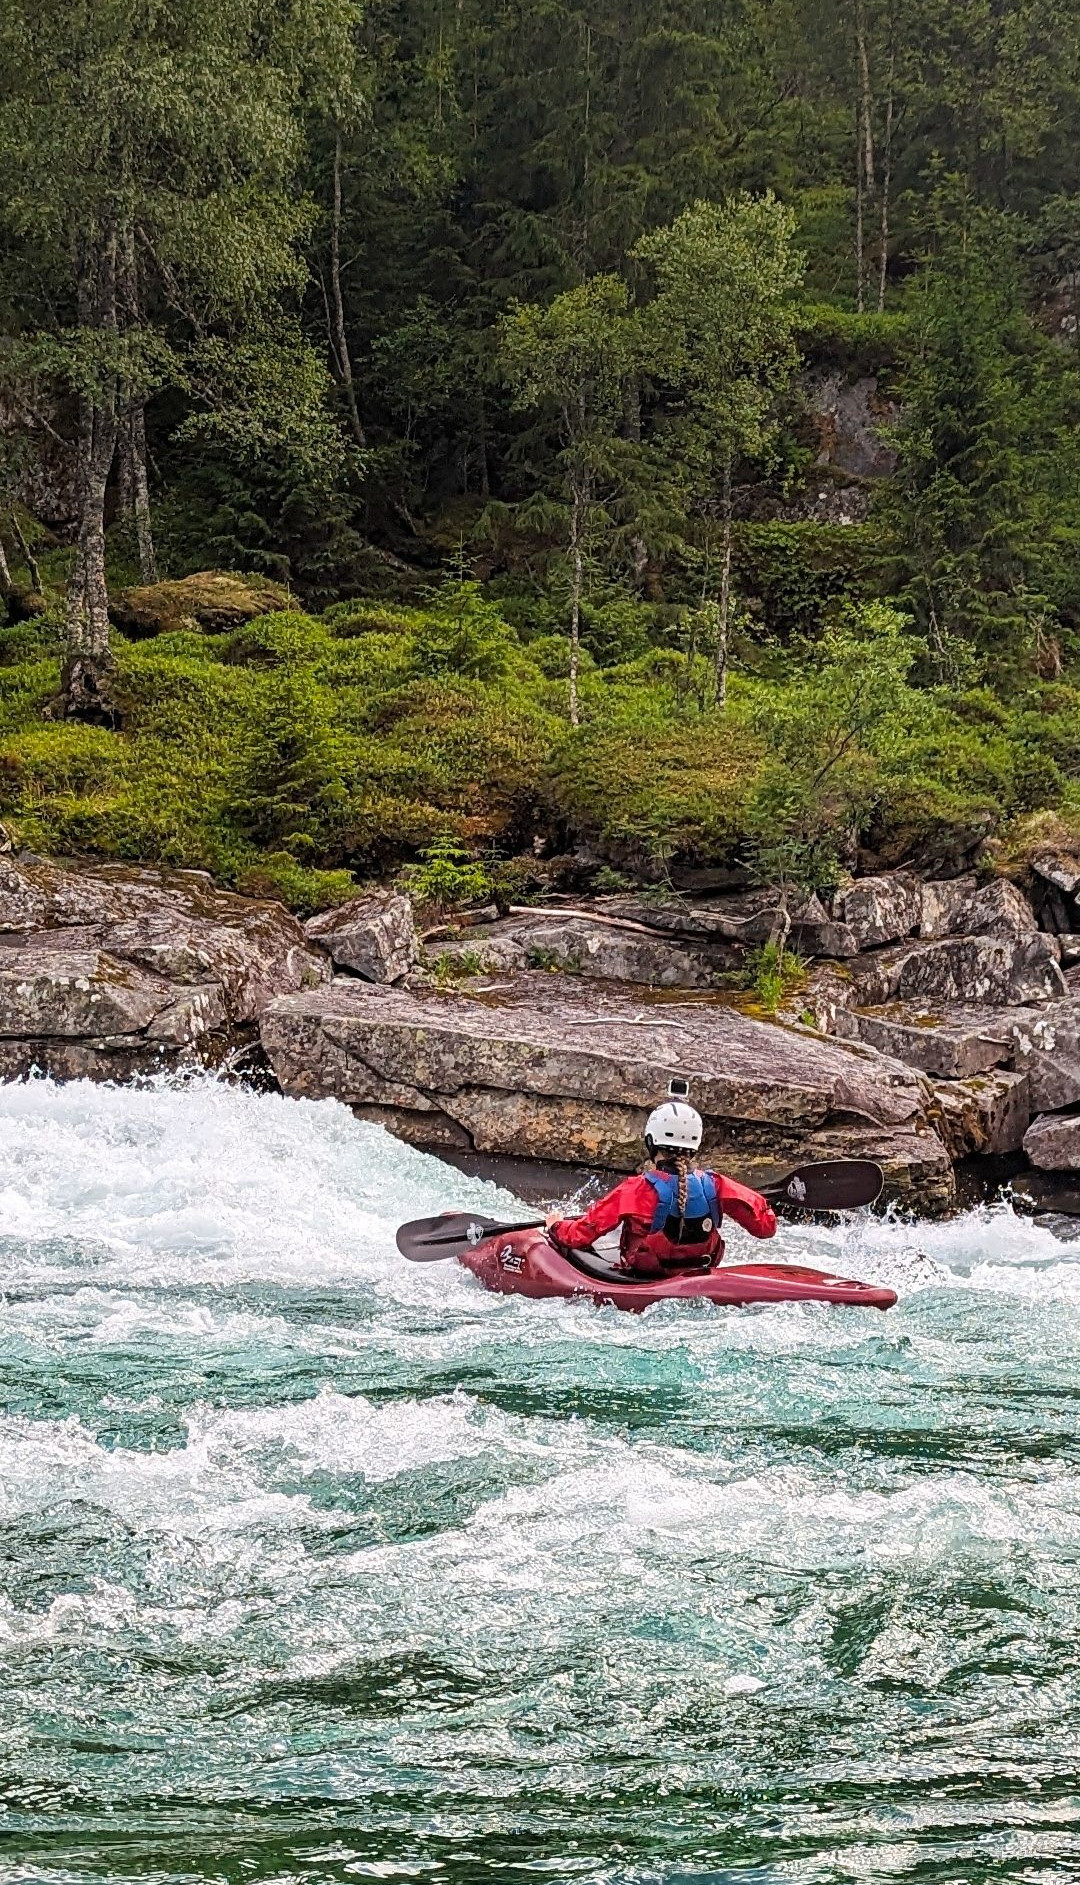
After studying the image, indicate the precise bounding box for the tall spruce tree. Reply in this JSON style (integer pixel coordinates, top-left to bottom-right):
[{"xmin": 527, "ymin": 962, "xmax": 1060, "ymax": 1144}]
[{"xmin": 883, "ymin": 216, "xmax": 1054, "ymax": 678}]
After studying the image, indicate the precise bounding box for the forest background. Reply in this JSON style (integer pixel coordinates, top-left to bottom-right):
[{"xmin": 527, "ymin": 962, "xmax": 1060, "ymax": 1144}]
[{"xmin": 1, "ymin": 0, "xmax": 1080, "ymax": 913}]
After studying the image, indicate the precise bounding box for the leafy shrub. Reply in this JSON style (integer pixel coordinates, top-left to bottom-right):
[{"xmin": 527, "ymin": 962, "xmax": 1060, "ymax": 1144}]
[
  {"xmin": 745, "ymin": 942, "xmax": 806, "ymax": 1014},
  {"xmin": 408, "ymin": 582, "xmax": 519, "ymax": 680},
  {"xmin": 430, "ymin": 947, "xmax": 489, "ymax": 984},
  {"xmin": 0, "ymin": 611, "xmax": 65, "ymax": 667},
  {"xmin": 794, "ymin": 302, "xmax": 910, "ymax": 371},
  {"xmin": 734, "ymin": 522, "xmax": 875, "ymax": 642}
]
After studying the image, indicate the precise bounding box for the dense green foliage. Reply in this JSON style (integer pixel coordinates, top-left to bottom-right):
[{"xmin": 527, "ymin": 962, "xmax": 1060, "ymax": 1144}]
[
  {"xmin": 3, "ymin": 590, "xmax": 1080, "ymax": 904},
  {"xmin": 3, "ymin": 0, "xmax": 1080, "ymax": 896}
]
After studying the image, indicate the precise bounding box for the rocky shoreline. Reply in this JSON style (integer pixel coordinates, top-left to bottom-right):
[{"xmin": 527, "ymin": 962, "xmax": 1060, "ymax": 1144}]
[{"xmin": 4, "ymin": 849, "xmax": 1080, "ymax": 1215}]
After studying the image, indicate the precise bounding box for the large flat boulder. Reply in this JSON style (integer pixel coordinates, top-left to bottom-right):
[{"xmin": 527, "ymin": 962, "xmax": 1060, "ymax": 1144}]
[
  {"xmin": 833, "ymin": 1003, "xmax": 1010, "ymax": 1079},
  {"xmin": 0, "ymin": 855, "xmax": 328, "ymax": 1023},
  {"xmin": 111, "ymin": 571, "xmax": 291, "ymax": 638},
  {"xmin": 0, "ymin": 941, "xmax": 178, "ymax": 1038},
  {"xmin": 597, "ymin": 889, "xmax": 860, "ymax": 958},
  {"xmin": 306, "ymin": 891, "xmax": 419, "ymax": 983},
  {"xmin": 260, "ymin": 975, "xmax": 955, "ymax": 1212},
  {"xmin": 425, "ymin": 914, "xmax": 738, "ymax": 989},
  {"xmin": 0, "ymin": 934, "xmax": 228, "ymax": 1080},
  {"xmin": 832, "ymin": 994, "xmax": 1080, "ymax": 1115}
]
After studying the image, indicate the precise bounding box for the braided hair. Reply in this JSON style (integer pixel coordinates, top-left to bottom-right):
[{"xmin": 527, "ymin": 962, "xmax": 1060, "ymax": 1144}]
[{"xmin": 654, "ymin": 1148, "xmax": 691, "ymax": 1225}]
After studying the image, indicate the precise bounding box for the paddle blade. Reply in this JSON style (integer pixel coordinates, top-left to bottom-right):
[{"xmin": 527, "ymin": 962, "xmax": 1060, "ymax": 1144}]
[
  {"xmin": 396, "ymin": 1211, "xmax": 546, "ymax": 1262},
  {"xmin": 762, "ymin": 1159, "xmax": 883, "ymax": 1213}
]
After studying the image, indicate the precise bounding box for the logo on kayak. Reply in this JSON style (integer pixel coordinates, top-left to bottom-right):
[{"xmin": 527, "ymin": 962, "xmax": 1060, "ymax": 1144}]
[
  {"xmin": 500, "ymin": 1245, "xmax": 525, "ymax": 1272},
  {"xmin": 466, "ymin": 1221, "xmax": 486, "ymax": 1245},
  {"xmin": 787, "ymin": 1176, "xmax": 807, "ymax": 1202}
]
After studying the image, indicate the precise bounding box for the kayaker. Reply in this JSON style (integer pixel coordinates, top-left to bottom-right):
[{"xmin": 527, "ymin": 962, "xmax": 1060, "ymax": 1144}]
[{"xmin": 546, "ymin": 1097, "xmax": 777, "ymax": 1277}]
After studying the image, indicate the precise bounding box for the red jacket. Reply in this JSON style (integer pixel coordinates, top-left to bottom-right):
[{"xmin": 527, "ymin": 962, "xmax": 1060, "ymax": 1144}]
[{"xmin": 551, "ymin": 1171, "xmax": 777, "ymax": 1274}]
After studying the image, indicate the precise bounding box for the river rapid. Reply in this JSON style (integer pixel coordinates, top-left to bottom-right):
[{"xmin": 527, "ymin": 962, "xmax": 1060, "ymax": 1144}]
[{"xmin": 0, "ymin": 1076, "xmax": 1078, "ymax": 1884}]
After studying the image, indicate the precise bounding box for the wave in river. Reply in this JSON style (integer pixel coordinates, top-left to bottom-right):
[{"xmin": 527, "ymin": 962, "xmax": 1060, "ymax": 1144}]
[{"xmin": 0, "ymin": 1075, "xmax": 1078, "ymax": 1885}]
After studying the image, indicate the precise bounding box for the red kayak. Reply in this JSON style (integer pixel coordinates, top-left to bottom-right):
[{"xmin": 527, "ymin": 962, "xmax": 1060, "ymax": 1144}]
[{"xmin": 458, "ymin": 1228, "xmax": 896, "ymax": 1312}]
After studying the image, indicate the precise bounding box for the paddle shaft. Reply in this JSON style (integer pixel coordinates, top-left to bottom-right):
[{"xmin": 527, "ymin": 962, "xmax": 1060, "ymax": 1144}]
[{"xmin": 397, "ymin": 1157, "xmax": 883, "ymax": 1261}]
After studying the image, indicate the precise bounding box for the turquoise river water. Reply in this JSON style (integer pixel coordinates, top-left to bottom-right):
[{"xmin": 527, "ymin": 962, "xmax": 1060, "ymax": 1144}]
[{"xmin": 1, "ymin": 1075, "xmax": 1079, "ymax": 1885}]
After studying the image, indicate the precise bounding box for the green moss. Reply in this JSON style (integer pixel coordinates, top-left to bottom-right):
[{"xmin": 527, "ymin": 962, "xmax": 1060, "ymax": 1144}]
[{"xmin": 794, "ymin": 303, "xmax": 911, "ymax": 372}]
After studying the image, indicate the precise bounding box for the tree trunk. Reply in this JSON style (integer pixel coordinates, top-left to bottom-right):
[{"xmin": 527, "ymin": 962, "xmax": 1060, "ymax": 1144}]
[
  {"xmin": 0, "ymin": 532, "xmax": 12, "ymax": 598},
  {"xmin": 11, "ymin": 512, "xmax": 43, "ymax": 594},
  {"xmin": 678, "ymin": 606, "xmax": 698, "ymax": 711},
  {"xmin": 117, "ymin": 222, "xmax": 157, "ymax": 584},
  {"xmin": 477, "ymin": 393, "xmax": 490, "ymax": 497},
  {"xmin": 568, "ymin": 471, "xmax": 585, "ymax": 727},
  {"xmin": 715, "ymin": 455, "xmax": 733, "ymax": 707},
  {"xmin": 878, "ymin": 43, "xmax": 895, "ymax": 311},
  {"xmin": 854, "ymin": 97, "xmax": 865, "ymax": 313},
  {"xmin": 130, "ymin": 399, "xmax": 157, "ymax": 583},
  {"xmin": 62, "ymin": 224, "xmax": 120, "ymax": 723},
  {"xmin": 853, "ymin": 0, "xmax": 875, "ymax": 314},
  {"xmin": 856, "ymin": 0, "xmax": 875, "ymax": 193},
  {"xmin": 329, "ymin": 129, "xmax": 365, "ymax": 448}
]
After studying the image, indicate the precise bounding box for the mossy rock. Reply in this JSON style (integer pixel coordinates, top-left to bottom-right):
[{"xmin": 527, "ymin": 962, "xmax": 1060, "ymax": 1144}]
[
  {"xmin": 3, "ymin": 585, "xmax": 49, "ymax": 625},
  {"xmin": 111, "ymin": 571, "xmax": 293, "ymax": 639}
]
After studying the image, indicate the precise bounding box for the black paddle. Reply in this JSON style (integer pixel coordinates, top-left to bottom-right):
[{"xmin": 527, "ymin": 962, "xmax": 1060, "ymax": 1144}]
[{"xmin": 396, "ymin": 1158, "xmax": 884, "ymax": 1263}]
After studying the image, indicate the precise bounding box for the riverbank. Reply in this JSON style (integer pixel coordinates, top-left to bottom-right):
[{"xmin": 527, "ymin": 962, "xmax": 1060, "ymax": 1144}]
[{"xmin": 5, "ymin": 847, "xmax": 1080, "ymax": 1220}]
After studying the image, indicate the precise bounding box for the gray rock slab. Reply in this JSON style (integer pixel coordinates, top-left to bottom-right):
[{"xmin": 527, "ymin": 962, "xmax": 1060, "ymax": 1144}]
[
  {"xmin": 833, "ymin": 1005, "xmax": 1012, "ymax": 1079},
  {"xmin": 0, "ymin": 854, "xmax": 329, "ymax": 1023},
  {"xmin": 850, "ymin": 933, "xmax": 1066, "ymax": 1008},
  {"xmin": 951, "ymin": 879, "xmax": 1038, "ymax": 939},
  {"xmin": 833, "ymin": 873, "xmax": 923, "ymax": 951},
  {"xmin": 1024, "ymin": 1112, "xmax": 1080, "ymax": 1172},
  {"xmin": 597, "ymin": 889, "xmax": 860, "ymax": 958},
  {"xmin": 1033, "ymin": 852, "xmax": 1080, "ymax": 898},
  {"xmin": 0, "ymin": 945, "xmax": 177, "ymax": 1039},
  {"xmin": 260, "ymin": 974, "xmax": 954, "ymax": 1212},
  {"xmin": 306, "ymin": 891, "xmax": 419, "ymax": 983},
  {"xmin": 918, "ymin": 876, "xmax": 978, "ymax": 939},
  {"xmin": 427, "ymin": 916, "xmax": 737, "ymax": 989}
]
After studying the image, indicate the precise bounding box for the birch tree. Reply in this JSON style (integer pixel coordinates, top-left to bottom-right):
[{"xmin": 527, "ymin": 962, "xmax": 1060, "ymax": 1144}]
[
  {"xmin": 499, "ymin": 276, "xmax": 639, "ymax": 725},
  {"xmin": 0, "ymin": 0, "xmax": 354, "ymax": 719},
  {"xmin": 636, "ymin": 195, "xmax": 803, "ymax": 704}
]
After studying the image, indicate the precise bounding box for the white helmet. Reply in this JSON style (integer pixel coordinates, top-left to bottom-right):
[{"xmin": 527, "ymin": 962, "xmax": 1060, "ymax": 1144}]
[{"xmin": 644, "ymin": 1099, "xmax": 703, "ymax": 1155}]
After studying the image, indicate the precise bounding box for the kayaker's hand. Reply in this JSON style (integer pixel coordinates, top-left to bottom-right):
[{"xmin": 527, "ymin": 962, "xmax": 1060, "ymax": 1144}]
[{"xmin": 545, "ymin": 1210, "xmax": 562, "ymax": 1229}]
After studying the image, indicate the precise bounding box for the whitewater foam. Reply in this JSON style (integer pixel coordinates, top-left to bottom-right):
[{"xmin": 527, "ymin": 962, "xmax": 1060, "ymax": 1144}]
[{"xmin": 1, "ymin": 1074, "xmax": 1079, "ymax": 1883}]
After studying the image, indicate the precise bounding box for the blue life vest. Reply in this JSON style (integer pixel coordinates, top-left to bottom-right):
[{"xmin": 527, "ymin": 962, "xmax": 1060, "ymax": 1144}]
[{"xmin": 646, "ymin": 1169, "xmax": 721, "ymax": 1245}]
